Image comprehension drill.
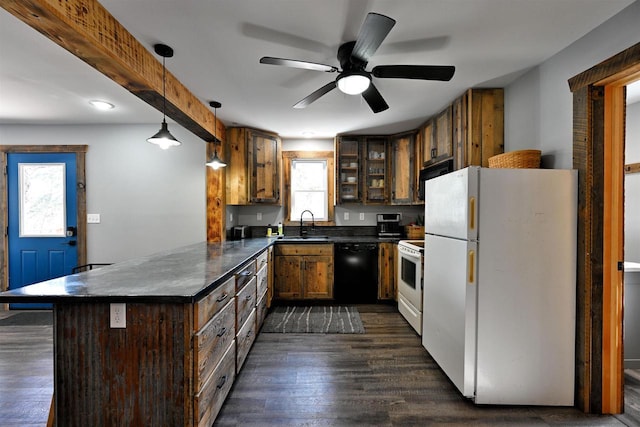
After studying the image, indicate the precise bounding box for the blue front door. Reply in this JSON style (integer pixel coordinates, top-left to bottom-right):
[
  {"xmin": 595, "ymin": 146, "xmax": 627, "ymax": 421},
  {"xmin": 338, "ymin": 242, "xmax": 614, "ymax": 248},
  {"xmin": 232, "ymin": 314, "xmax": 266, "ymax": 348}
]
[{"xmin": 7, "ymin": 153, "xmax": 78, "ymax": 309}]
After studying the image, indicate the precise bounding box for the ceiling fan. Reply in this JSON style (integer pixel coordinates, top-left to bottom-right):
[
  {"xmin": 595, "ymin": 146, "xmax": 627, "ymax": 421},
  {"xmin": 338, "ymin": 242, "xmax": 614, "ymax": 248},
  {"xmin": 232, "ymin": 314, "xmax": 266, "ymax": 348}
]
[{"xmin": 259, "ymin": 12, "xmax": 455, "ymax": 113}]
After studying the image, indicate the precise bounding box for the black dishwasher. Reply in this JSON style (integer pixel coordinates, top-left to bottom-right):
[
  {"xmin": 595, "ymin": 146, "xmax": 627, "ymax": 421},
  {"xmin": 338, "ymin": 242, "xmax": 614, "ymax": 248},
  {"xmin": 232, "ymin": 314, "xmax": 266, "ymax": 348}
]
[{"xmin": 334, "ymin": 243, "xmax": 378, "ymax": 303}]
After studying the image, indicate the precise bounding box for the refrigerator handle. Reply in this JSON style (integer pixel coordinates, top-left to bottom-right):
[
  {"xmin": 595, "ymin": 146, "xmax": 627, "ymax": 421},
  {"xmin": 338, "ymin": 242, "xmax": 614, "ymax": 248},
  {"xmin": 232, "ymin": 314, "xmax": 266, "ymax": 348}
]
[
  {"xmin": 469, "ymin": 197, "xmax": 476, "ymax": 231},
  {"xmin": 468, "ymin": 250, "xmax": 476, "ymax": 284}
]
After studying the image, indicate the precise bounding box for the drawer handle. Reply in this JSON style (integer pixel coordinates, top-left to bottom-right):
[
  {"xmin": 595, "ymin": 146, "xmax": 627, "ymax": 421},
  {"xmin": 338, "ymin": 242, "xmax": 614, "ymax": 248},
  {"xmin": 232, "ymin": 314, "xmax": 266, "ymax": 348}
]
[
  {"xmin": 239, "ymin": 270, "xmax": 252, "ymax": 277},
  {"xmin": 216, "ymin": 293, "xmax": 229, "ymax": 303},
  {"xmin": 216, "ymin": 375, "xmax": 227, "ymax": 389},
  {"xmin": 217, "ymin": 327, "xmax": 227, "ymax": 337}
]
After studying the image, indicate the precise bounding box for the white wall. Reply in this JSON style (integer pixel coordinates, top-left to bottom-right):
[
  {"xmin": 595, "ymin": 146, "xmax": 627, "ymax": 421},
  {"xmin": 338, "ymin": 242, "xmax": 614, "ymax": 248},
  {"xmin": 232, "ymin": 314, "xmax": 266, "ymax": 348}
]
[
  {"xmin": 626, "ymin": 101, "xmax": 640, "ymax": 262},
  {"xmin": 504, "ymin": 1, "xmax": 640, "ymax": 169},
  {"xmin": 0, "ymin": 123, "xmax": 206, "ymax": 263}
]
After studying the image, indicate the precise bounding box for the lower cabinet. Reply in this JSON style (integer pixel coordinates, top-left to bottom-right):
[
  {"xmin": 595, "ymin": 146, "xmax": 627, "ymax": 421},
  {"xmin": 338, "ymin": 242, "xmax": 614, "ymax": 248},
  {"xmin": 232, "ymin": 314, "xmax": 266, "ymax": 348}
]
[
  {"xmin": 274, "ymin": 244, "xmax": 334, "ymax": 300},
  {"xmin": 378, "ymin": 242, "xmax": 397, "ymax": 300}
]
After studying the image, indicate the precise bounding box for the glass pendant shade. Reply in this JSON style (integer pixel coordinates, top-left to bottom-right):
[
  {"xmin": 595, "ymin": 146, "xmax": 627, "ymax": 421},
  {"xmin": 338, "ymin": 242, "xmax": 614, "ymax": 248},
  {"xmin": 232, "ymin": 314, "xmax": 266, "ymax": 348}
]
[
  {"xmin": 337, "ymin": 72, "xmax": 371, "ymax": 95},
  {"xmin": 147, "ymin": 120, "xmax": 181, "ymax": 150}
]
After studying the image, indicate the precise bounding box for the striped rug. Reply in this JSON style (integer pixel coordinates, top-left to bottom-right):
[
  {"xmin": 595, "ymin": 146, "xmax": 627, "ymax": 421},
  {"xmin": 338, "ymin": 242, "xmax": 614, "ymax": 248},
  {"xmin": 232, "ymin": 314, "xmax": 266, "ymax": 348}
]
[{"xmin": 261, "ymin": 306, "xmax": 365, "ymax": 334}]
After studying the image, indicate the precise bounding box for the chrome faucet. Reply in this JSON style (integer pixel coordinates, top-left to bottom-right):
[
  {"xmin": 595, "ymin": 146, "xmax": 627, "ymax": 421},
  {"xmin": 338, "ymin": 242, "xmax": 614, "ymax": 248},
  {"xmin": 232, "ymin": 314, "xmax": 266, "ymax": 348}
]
[{"xmin": 299, "ymin": 210, "xmax": 315, "ymax": 236}]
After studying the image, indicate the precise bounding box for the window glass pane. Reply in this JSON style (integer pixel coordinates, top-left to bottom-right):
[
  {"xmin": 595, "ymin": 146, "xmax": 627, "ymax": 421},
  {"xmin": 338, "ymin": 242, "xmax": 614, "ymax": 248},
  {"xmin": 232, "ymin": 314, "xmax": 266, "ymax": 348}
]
[
  {"xmin": 19, "ymin": 163, "xmax": 66, "ymax": 237},
  {"xmin": 291, "ymin": 160, "xmax": 327, "ymax": 221}
]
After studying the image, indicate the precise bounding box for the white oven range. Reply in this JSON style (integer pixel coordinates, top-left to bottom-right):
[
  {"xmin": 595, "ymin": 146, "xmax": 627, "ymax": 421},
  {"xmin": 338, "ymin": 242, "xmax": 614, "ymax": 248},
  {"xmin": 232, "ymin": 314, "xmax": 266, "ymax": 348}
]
[{"xmin": 397, "ymin": 239, "xmax": 424, "ymax": 335}]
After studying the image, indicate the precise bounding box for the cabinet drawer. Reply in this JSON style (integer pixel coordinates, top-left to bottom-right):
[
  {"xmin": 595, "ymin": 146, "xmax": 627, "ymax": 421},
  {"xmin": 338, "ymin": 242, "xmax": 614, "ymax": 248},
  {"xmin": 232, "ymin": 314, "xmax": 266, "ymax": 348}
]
[
  {"xmin": 194, "ymin": 342, "xmax": 235, "ymax": 427},
  {"xmin": 275, "ymin": 243, "xmax": 333, "ymax": 256},
  {"xmin": 235, "ymin": 260, "xmax": 256, "ymax": 291},
  {"xmin": 256, "ymin": 291, "xmax": 268, "ymax": 331},
  {"xmin": 193, "ymin": 299, "xmax": 236, "ymax": 391},
  {"xmin": 236, "ymin": 276, "xmax": 256, "ymax": 331},
  {"xmin": 256, "ymin": 263, "xmax": 268, "ymax": 300},
  {"xmin": 236, "ymin": 309, "xmax": 257, "ymax": 373},
  {"xmin": 194, "ymin": 276, "xmax": 235, "ymax": 331},
  {"xmin": 256, "ymin": 250, "xmax": 268, "ymax": 272}
]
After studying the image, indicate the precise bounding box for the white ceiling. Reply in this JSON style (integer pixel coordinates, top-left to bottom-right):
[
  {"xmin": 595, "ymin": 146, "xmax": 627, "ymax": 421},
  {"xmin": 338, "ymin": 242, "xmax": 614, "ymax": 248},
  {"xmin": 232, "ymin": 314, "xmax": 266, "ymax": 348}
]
[{"xmin": 0, "ymin": 0, "xmax": 637, "ymax": 139}]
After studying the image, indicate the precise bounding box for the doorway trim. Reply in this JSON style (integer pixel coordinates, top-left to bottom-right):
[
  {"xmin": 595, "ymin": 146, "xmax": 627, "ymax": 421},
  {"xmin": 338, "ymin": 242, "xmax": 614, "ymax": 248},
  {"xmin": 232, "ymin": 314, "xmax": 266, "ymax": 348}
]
[
  {"xmin": 0, "ymin": 145, "xmax": 88, "ymax": 306},
  {"xmin": 569, "ymin": 42, "xmax": 640, "ymax": 413}
]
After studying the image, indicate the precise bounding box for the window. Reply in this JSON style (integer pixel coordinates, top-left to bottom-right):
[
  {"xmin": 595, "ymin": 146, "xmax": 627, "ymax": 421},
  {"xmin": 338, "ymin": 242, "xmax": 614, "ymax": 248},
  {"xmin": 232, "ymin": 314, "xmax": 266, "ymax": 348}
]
[
  {"xmin": 19, "ymin": 163, "xmax": 66, "ymax": 237},
  {"xmin": 283, "ymin": 151, "xmax": 335, "ymax": 225}
]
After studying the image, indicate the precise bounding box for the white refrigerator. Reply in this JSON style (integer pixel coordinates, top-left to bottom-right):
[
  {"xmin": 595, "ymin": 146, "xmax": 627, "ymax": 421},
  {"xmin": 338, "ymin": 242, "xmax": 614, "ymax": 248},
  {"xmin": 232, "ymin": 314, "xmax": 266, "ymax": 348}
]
[{"xmin": 421, "ymin": 166, "xmax": 577, "ymax": 405}]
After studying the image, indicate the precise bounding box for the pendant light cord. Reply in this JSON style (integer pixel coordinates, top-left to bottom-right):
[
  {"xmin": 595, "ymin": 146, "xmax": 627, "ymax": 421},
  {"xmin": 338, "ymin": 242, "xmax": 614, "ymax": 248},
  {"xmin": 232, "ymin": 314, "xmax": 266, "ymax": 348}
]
[{"xmin": 162, "ymin": 56, "xmax": 166, "ymax": 122}]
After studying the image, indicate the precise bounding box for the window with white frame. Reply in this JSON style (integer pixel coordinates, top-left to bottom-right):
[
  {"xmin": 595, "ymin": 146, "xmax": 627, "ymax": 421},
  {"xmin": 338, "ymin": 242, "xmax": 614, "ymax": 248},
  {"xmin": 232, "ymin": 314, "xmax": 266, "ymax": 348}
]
[{"xmin": 290, "ymin": 159, "xmax": 328, "ymax": 221}]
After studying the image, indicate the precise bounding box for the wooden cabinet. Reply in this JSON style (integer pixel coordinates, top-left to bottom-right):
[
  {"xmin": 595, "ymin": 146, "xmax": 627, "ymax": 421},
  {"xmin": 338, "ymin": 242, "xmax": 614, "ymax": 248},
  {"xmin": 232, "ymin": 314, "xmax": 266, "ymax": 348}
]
[
  {"xmin": 453, "ymin": 88, "xmax": 504, "ymax": 169},
  {"xmin": 364, "ymin": 137, "xmax": 389, "ymax": 204},
  {"xmin": 378, "ymin": 242, "xmax": 396, "ymax": 300},
  {"xmin": 226, "ymin": 127, "xmax": 281, "ymax": 205},
  {"xmin": 390, "ymin": 132, "xmax": 415, "ymax": 205},
  {"xmin": 336, "ymin": 137, "xmax": 362, "ymax": 203},
  {"xmin": 418, "ymin": 106, "xmax": 452, "ymax": 167},
  {"xmin": 274, "ymin": 244, "xmax": 334, "ymax": 300},
  {"xmin": 234, "ymin": 260, "xmax": 257, "ymax": 373},
  {"xmin": 192, "ymin": 275, "xmax": 236, "ymax": 427}
]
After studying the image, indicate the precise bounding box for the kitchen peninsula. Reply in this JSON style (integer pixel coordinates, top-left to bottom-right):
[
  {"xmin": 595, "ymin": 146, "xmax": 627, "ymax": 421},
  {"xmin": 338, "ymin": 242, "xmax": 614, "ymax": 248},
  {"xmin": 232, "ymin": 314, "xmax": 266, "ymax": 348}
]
[
  {"xmin": 0, "ymin": 239, "xmax": 273, "ymax": 427},
  {"xmin": 0, "ymin": 233, "xmax": 399, "ymax": 426}
]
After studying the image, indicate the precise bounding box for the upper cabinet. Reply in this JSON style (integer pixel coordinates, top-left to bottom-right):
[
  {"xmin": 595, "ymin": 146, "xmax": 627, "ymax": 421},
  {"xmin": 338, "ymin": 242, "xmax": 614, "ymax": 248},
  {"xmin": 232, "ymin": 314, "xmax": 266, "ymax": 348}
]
[
  {"xmin": 364, "ymin": 137, "xmax": 388, "ymax": 204},
  {"xmin": 336, "ymin": 137, "xmax": 362, "ymax": 204},
  {"xmin": 226, "ymin": 128, "xmax": 281, "ymax": 205},
  {"xmin": 390, "ymin": 132, "xmax": 415, "ymax": 205},
  {"xmin": 453, "ymin": 88, "xmax": 504, "ymax": 169}
]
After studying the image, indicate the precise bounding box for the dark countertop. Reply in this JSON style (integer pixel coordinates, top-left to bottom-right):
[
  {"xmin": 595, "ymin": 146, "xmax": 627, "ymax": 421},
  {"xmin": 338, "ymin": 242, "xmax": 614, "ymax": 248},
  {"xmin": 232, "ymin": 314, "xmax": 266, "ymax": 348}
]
[{"xmin": 0, "ymin": 236, "xmax": 402, "ymax": 304}]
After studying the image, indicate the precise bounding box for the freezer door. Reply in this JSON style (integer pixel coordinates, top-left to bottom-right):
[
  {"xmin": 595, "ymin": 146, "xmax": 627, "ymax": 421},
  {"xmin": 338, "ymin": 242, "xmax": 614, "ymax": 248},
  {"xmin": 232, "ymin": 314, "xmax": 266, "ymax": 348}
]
[
  {"xmin": 422, "ymin": 234, "xmax": 477, "ymax": 398},
  {"xmin": 424, "ymin": 167, "xmax": 478, "ymax": 241}
]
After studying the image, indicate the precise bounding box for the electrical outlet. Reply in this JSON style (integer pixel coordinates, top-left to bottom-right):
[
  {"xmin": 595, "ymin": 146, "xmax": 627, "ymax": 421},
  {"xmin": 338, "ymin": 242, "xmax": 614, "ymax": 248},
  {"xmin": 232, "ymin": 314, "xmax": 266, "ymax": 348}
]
[
  {"xmin": 257, "ymin": 212, "xmax": 262, "ymax": 221},
  {"xmin": 87, "ymin": 213, "xmax": 101, "ymax": 224},
  {"xmin": 359, "ymin": 212, "xmax": 365, "ymax": 221},
  {"xmin": 344, "ymin": 212, "xmax": 349, "ymax": 221},
  {"xmin": 110, "ymin": 303, "xmax": 126, "ymax": 328}
]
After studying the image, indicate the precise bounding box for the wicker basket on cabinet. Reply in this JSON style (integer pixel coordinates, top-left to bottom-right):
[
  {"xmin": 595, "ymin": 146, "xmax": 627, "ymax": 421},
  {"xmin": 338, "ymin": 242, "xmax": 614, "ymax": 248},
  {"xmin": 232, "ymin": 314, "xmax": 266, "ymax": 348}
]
[{"xmin": 488, "ymin": 149, "xmax": 541, "ymax": 169}]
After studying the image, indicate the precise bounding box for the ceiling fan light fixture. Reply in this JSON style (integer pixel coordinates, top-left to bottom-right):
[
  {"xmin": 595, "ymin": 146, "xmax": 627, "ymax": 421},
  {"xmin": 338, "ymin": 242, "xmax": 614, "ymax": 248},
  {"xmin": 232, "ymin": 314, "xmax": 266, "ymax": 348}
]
[
  {"xmin": 147, "ymin": 120, "xmax": 181, "ymax": 150},
  {"xmin": 337, "ymin": 72, "xmax": 370, "ymax": 95}
]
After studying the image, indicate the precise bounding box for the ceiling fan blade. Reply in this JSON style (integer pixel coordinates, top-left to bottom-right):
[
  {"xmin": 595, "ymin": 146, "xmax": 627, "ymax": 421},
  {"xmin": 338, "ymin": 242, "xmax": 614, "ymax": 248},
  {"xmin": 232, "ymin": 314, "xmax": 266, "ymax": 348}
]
[
  {"xmin": 362, "ymin": 83, "xmax": 389, "ymax": 113},
  {"xmin": 293, "ymin": 81, "xmax": 337, "ymax": 109},
  {"xmin": 260, "ymin": 57, "xmax": 338, "ymax": 73},
  {"xmin": 351, "ymin": 13, "xmax": 396, "ymax": 65},
  {"xmin": 372, "ymin": 65, "xmax": 455, "ymax": 81}
]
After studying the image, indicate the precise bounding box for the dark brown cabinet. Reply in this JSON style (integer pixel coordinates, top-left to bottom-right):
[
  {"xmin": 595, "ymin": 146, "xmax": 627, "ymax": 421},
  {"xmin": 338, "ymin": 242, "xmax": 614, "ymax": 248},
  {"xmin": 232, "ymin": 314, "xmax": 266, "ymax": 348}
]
[{"xmin": 336, "ymin": 137, "xmax": 362, "ymax": 203}]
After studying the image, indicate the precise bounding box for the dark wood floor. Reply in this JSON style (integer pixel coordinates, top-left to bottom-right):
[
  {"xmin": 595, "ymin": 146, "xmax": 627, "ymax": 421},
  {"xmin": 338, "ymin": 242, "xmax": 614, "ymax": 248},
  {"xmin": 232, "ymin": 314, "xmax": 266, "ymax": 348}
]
[{"xmin": 0, "ymin": 306, "xmax": 637, "ymax": 426}]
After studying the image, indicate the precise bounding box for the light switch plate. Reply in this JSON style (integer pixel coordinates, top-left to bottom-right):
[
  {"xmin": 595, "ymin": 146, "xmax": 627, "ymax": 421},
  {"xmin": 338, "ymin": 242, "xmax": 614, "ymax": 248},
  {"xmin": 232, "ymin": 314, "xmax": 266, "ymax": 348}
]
[
  {"xmin": 87, "ymin": 213, "xmax": 101, "ymax": 224},
  {"xmin": 344, "ymin": 212, "xmax": 349, "ymax": 221},
  {"xmin": 359, "ymin": 213, "xmax": 365, "ymax": 221},
  {"xmin": 257, "ymin": 212, "xmax": 262, "ymax": 221}
]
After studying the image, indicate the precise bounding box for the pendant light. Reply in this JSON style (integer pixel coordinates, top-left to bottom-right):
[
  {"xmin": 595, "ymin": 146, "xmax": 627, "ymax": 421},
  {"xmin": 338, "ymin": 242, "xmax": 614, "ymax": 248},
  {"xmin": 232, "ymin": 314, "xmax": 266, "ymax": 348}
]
[
  {"xmin": 147, "ymin": 44, "xmax": 181, "ymax": 150},
  {"xmin": 206, "ymin": 101, "xmax": 226, "ymax": 169}
]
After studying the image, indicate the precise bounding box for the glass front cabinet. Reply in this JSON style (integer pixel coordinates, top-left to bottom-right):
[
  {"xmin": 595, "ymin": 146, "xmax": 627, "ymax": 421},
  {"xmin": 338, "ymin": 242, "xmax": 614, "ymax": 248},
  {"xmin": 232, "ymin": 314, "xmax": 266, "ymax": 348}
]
[
  {"xmin": 336, "ymin": 137, "xmax": 362, "ymax": 204},
  {"xmin": 364, "ymin": 137, "xmax": 388, "ymax": 204}
]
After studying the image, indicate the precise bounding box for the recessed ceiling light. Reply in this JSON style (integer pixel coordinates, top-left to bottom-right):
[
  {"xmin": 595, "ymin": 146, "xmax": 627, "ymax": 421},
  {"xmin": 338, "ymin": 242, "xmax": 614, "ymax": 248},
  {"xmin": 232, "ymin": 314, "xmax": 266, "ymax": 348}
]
[
  {"xmin": 302, "ymin": 131, "xmax": 315, "ymax": 138},
  {"xmin": 89, "ymin": 100, "xmax": 115, "ymax": 110}
]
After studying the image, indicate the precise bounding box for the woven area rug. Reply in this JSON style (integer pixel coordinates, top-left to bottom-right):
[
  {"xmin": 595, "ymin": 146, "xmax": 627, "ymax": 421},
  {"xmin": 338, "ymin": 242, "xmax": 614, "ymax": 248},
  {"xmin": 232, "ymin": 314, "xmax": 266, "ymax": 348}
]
[{"xmin": 261, "ymin": 306, "xmax": 365, "ymax": 334}]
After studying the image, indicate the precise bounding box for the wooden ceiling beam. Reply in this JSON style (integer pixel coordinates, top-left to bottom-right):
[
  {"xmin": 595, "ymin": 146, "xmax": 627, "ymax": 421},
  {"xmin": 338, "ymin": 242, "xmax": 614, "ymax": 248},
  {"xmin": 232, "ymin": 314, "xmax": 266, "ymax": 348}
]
[{"xmin": 0, "ymin": 0, "xmax": 225, "ymax": 143}]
